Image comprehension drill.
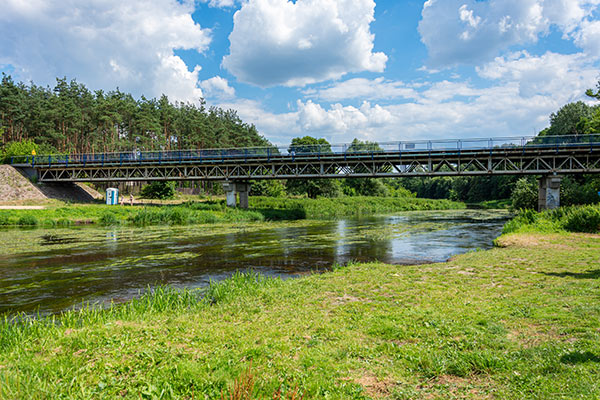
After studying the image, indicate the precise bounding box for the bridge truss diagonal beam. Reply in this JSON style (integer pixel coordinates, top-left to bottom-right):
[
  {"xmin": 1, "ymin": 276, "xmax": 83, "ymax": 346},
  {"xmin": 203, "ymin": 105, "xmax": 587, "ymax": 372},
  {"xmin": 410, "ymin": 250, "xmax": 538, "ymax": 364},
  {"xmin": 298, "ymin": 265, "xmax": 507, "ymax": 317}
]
[{"xmin": 35, "ymin": 148, "xmax": 600, "ymax": 183}]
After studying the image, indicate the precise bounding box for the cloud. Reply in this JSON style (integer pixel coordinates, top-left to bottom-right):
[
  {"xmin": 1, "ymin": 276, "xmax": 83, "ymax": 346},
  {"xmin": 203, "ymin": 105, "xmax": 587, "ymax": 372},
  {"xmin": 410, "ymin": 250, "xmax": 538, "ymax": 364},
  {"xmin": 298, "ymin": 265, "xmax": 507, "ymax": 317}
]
[
  {"xmin": 222, "ymin": 0, "xmax": 387, "ymax": 87},
  {"xmin": 573, "ymin": 18, "xmax": 600, "ymax": 55},
  {"xmin": 200, "ymin": 0, "xmax": 237, "ymax": 7},
  {"xmin": 0, "ymin": 0, "xmax": 211, "ymax": 103},
  {"xmin": 304, "ymin": 77, "xmax": 419, "ymax": 102},
  {"xmin": 200, "ymin": 76, "xmax": 236, "ymax": 99},
  {"xmin": 477, "ymin": 51, "xmax": 598, "ymax": 99},
  {"xmin": 418, "ymin": 0, "xmax": 600, "ymax": 67},
  {"xmin": 219, "ymin": 50, "xmax": 598, "ymax": 144}
]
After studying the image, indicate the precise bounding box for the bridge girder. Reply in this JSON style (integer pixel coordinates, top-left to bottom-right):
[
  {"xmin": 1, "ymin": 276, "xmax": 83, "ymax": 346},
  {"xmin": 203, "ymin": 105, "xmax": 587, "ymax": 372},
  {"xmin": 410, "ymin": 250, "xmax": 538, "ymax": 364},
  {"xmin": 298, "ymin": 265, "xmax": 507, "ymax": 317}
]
[{"xmin": 32, "ymin": 147, "xmax": 600, "ymax": 183}]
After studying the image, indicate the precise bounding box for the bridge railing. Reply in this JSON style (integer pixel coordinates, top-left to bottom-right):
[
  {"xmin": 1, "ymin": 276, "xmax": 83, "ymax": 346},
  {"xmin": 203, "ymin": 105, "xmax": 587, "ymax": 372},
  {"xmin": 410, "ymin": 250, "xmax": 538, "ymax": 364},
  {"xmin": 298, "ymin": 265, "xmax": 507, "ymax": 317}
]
[{"xmin": 10, "ymin": 133, "xmax": 600, "ymax": 167}]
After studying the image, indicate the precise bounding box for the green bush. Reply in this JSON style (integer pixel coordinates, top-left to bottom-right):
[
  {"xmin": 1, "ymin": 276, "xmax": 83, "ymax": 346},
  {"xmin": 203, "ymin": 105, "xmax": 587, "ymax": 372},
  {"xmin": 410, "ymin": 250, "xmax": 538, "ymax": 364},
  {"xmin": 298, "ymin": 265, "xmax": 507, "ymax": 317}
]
[
  {"xmin": 562, "ymin": 206, "xmax": 600, "ymax": 233},
  {"xmin": 99, "ymin": 212, "xmax": 119, "ymax": 226},
  {"xmin": 249, "ymin": 180, "xmax": 286, "ymax": 197},
  {"xmin": 140, "ymin": 181, "xmax": 176, "ymax": 200},
  {"xmin": 511, "ymin": 178, "xmax": 537, "ymax": 210},
  {"xmin": 1, "ymin": 140, "xmax": 38, "ymax": 163},
  {"xmin": 164, "ymin": 208, "xmax": 191, "ymax": 225},
  {"xmin": 0, "ymin": 214, "xmax": 11, "ymax": 226},
  {"xmin": 503, "ymin": 205, "xmax": 600, "ymax": 234},
  {"xmin": 16, "ymin": 215, "xmax": 39, "ymax": 226}
]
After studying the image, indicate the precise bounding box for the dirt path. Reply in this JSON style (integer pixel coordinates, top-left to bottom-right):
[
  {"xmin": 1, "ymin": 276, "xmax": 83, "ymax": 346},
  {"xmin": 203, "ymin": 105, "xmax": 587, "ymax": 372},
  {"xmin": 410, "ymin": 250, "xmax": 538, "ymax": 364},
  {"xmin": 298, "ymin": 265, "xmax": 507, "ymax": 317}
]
[{"xmin": 0, "ymin": 206, "xmax": 45, "ymax": 209}]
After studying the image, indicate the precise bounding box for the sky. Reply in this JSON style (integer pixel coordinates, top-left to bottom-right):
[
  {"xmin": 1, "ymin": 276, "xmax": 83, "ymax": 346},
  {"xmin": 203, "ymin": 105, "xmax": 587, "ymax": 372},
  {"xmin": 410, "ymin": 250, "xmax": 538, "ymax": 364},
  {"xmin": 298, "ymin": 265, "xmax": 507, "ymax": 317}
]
[{"xmin": 1, "ymin": 0, "xmax": 600, "ymax": 145}]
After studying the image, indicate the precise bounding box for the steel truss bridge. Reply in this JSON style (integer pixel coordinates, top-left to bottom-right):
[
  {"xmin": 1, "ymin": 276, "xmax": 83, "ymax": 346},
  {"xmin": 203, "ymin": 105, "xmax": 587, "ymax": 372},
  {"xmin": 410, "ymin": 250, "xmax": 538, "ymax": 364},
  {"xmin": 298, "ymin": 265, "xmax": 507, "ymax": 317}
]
[{"xmin": 11, "ymin": 134, "xmax": 600, "ymax": 183}]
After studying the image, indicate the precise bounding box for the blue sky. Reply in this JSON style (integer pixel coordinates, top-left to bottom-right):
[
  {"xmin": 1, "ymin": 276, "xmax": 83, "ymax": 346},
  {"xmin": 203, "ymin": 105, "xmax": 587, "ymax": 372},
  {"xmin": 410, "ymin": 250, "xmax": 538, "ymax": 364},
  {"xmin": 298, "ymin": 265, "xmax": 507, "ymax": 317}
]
[{"xmin": 1, "ymin": 0, "xmax": 600, "ymax": 145}]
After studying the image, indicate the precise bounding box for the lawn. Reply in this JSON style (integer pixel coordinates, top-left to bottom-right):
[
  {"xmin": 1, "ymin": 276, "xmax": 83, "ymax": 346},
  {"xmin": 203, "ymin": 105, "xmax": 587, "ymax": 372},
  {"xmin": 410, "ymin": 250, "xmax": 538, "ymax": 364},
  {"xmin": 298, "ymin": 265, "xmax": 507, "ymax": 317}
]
[{"xmin": 1, "ymin": 231, "xmax": 599, "ymax": 399}]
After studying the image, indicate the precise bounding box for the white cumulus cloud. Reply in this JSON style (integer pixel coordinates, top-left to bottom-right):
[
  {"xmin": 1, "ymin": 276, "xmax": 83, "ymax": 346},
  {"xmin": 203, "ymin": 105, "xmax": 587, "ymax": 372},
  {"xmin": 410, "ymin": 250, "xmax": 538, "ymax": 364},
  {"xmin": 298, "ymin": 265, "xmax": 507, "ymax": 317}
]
[
  {"xmin": 200, "ymin": 76, "xmax": 236, "ymax": 99},
  {"xmin": 217, "ymin": 49, "xmax": 599, "ymax": 144},
  {"xmin": 0, "ymin": 0, "xmax": 211, "ymax": 103},
  {"xmin": 304, "ymin": 77, "xmax": 419, "ymax": 102},
  {"xmin": 222, "ymin": 0, "xmax": 387, "ymax": 87},
  {"xmin": 418, "ymin": 0, "xmax": 600, "ymax": 67}
]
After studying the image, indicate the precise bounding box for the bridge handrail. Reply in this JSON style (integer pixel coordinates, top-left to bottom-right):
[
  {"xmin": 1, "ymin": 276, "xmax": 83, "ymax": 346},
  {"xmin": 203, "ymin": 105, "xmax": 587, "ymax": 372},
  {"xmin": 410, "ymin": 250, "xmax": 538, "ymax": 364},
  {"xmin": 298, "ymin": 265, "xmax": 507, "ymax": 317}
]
[{"xmin": 10, "ymin": 133, "xmax": 600, "ymax": 167}]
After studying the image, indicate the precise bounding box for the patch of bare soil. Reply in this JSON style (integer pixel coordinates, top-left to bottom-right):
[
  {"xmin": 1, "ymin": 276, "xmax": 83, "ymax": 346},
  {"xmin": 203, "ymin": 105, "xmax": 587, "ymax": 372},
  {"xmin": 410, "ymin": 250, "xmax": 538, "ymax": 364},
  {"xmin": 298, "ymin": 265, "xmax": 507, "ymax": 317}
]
[
  {"xmin": 495, "ymin": 233, "xmax": 597, "ymax": 250},
  {"xmin": 345, "ymin": 372, "xmax": 395, "ymax": 399}
]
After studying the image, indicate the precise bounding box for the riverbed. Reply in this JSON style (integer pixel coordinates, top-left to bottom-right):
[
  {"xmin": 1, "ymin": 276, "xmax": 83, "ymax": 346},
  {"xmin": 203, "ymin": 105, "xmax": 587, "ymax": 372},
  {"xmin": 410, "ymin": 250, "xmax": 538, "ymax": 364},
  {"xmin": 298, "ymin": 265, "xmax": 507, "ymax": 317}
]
[{"xmin": 0, "ymin": 209, "xmax": 509, "ymax": 315}]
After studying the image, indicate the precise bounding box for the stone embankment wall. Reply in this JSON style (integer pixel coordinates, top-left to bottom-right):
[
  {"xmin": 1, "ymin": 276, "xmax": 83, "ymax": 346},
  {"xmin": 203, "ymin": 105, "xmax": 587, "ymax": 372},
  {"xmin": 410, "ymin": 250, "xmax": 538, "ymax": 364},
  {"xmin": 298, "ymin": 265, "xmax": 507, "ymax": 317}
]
[{"xmin": 0, "ymin": 165, "xmax": 102, "ymax": 203}]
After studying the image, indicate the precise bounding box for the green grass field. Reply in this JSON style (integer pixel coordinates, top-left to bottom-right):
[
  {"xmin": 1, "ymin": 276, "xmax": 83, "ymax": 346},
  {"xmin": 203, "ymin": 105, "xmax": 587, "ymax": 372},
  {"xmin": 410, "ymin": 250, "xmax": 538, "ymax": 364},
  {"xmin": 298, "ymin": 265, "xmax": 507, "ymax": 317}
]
[
  {"xmin": 1, "ymin": 229, "xmax": 598, "ymax": 399},
  {"xmin": 0, "ymin": 196, "xmax": 465, "ymax": 227}
]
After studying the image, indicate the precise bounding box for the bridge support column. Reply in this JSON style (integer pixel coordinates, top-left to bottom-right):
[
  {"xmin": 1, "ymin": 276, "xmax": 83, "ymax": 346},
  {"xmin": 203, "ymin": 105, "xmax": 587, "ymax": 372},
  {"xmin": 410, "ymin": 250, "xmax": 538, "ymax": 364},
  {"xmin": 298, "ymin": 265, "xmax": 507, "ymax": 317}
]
[
  {"xmin": 222, "ymin": 181, "xmax": 251, "ymax": 209},
  {"xmin": 538, "ymin": 176, "xmax": 561, "ymax": 211},
  {"xmin": 237, "ymin": 182, "xmax": 250, "ymax": 209}
]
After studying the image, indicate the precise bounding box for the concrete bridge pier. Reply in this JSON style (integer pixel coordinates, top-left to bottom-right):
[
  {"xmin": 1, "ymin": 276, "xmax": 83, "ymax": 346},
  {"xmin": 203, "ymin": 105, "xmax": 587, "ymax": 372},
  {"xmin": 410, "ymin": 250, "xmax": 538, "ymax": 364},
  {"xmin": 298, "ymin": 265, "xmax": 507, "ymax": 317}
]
[
  {"xmin": 222, "ymin": 181, "xmax": 250, "ymax": 209},
  {"xmin": 538, "ymin": 176, "xmax": 561, "ymax": 211}
]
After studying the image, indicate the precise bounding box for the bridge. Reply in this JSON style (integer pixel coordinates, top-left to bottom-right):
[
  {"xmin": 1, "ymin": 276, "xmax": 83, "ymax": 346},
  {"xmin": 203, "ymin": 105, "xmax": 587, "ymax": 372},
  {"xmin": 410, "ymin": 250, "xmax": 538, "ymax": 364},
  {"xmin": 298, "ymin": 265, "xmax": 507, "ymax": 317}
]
[{"xmin": 11, "ymin": 134, "xmax": 600, "ymax": 210}]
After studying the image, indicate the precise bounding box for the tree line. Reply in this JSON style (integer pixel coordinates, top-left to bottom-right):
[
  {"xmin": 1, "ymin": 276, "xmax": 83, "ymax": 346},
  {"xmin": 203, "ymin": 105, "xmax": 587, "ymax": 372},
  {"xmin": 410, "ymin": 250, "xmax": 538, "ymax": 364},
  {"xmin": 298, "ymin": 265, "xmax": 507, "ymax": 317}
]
[
  {"xmin": 1, "ymin": 74, "xmax": 599, "ymax": 204},
  {"xmin": 0, "ymin": 74, "xmax": 269, "ymax": 154}
]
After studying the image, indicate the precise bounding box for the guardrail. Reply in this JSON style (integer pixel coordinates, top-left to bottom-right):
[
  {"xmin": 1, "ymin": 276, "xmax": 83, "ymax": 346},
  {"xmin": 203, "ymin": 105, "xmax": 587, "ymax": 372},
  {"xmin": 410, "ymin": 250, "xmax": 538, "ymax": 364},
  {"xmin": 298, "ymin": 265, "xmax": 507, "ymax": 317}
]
[{"xmin": 10, "ymin": 134, "xmax": 600, "ymax": 167}]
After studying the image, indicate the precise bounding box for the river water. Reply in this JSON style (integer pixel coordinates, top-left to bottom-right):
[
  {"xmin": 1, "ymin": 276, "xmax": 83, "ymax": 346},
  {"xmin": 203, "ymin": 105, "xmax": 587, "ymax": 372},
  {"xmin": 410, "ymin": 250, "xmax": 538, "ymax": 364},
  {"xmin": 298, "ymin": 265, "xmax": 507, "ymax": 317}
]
[{"xmin": 0, "ymin": 210, "xmax": 509, "ymax": 315}]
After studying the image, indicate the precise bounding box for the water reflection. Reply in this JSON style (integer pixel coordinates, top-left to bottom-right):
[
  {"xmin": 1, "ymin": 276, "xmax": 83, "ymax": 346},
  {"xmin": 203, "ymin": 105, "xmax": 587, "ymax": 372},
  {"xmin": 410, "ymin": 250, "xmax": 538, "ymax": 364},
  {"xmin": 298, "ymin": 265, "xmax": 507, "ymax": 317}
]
[{"xmin": 0, "ymin": 210, "xmax": 508, "ymax": 315}]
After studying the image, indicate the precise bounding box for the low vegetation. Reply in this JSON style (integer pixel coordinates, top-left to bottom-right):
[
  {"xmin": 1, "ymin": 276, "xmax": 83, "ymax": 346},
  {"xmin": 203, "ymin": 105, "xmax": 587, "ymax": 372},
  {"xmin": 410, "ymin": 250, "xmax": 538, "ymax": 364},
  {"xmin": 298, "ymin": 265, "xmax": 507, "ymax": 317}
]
[
  {"xmin": 249, "ymin": 196, "xmax": 464, "ymax": 220},
  {"xmin": 0, "ymin": 196, "xmax": 465, "ymax": 227},
  {"xmin": 0, "ymin": 202, "xmax": 265, "ymax": 227},
  {"xmin": 1, "ymin": 225, "xmax": 599, "ymax": 398},
  {"xmin": 503, "ymin": 204, "xmax": 600, "ymax": 234}
]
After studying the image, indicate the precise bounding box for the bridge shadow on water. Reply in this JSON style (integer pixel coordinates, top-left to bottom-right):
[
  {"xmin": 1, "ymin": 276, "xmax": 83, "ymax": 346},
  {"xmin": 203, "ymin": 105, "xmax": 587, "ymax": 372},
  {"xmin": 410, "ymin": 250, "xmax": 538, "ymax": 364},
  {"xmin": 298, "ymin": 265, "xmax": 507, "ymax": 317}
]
[{"xmin": 541, "ymin": 269, "xmax": 600, "ymax": 279}]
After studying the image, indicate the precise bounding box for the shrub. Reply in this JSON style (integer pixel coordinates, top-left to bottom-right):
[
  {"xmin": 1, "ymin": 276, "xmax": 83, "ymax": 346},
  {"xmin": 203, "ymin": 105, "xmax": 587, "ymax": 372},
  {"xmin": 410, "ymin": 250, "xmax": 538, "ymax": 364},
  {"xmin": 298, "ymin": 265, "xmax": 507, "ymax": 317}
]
[
  {"xmin": 502, "ymin": 204, "xmax": 600, "ymax": 234},
  {"xmin": 0, "ymin": 214, "xmax": 11, "ymax": 226},
  {"xmin": 164, "ymin": 208, "xmax": 191, "ymax": 225},
  {"xmin": 140, "ymin": 181, "xmax": 176, "ymax": 200},
  {"xmin": 511, "ymin": 178, "xmax": 537, "ymax": 210},
  {"xmin": 1, "ymin": 140, "xmax": 38, "ymax": 163},
  {"xmin": 249, "ymin": 180, "xmax": 286, "ymax": 197},
  {"xmin": 99, "ymin": 212, "xmax": 119, "ymax": 226},
  {"xmin": 562, "ymin": 206, "xmax": 600, "ymax": 233},
  {"xmin": 17, "ymin": 215, "xmax": 39, "ymax": 226}
]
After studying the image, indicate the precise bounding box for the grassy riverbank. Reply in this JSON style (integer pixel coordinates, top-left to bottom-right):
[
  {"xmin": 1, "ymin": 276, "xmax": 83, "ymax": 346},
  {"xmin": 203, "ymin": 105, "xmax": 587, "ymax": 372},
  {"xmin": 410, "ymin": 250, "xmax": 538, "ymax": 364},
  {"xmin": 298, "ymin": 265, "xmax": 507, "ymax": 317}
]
[
  {"xmin": 0, "ymin": 196, "xmax": 465, "ymax": 227},
  {"xmin": 503, "ymin": 204, "xmax": 600, "ymax": 234},
  {"xmin": 1, "ymin": 228, "xmax": 599, "ymax": 399}
]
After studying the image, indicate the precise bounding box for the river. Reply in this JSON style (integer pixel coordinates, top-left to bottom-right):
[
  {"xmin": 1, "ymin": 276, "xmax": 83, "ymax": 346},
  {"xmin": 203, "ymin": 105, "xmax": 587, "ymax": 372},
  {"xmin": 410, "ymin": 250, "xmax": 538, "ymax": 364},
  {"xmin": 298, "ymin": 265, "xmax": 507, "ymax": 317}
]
[{"xmin": 0, "ymin": 209, "xmax": 509, "ymax": 315}]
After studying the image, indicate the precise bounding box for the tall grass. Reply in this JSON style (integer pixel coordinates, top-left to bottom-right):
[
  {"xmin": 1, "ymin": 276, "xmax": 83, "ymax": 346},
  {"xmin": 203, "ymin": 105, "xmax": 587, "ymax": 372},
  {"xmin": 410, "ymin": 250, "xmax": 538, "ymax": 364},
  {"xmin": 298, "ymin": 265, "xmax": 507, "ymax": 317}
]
[
  {"xmin": 0, "ymin": 202, "xmax": 264, "ymax": 227},
  {"xmin": 0, "ymin": 271, "xmax": 277, "ymax": 352},
  {"xmin": 249, "ymin": 196, "xmax": 464, "ymax": 219},
  {"xmin": 0, "ymin": 196, "xmax": 462, "ymax": 227},
  {"xmin": 502, "ymin": 204, "xmax": 600, "ymax": 234}
]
